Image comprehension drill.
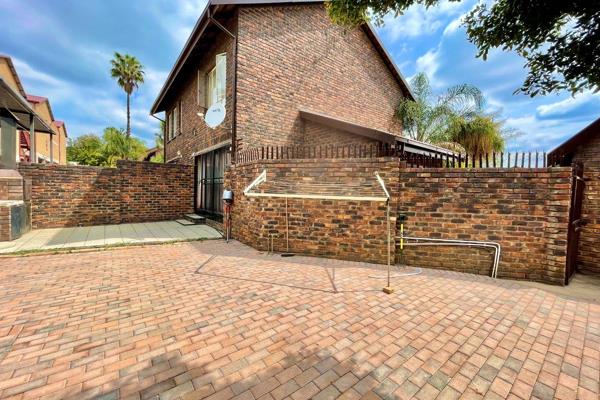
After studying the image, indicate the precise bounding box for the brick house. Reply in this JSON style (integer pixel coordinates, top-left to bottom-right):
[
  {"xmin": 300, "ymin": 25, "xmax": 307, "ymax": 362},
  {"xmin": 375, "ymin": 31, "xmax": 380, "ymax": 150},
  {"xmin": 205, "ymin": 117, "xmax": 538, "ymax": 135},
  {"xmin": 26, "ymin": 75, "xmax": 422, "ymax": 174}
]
[
  {"xmin": 151, "ymin": 0, "xmax": 453, "ymax": 220},
  {"xmin": 0, "ymin": 55, "xmax": 68, "ymax": 165},
  {"xmin": 549, "ymin": 117, "xmax": 600, "ymax": 277}
]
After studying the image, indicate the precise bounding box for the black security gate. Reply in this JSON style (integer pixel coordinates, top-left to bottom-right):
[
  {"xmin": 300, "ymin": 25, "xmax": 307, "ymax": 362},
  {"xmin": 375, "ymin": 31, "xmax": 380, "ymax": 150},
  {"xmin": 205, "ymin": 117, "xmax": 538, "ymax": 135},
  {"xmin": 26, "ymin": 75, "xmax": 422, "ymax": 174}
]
[
  {"xmin": 195, "ymin": 147, "xmax": 230, "ymax": 216},
  {"xmin": 565, "ymin": 162, "xmax": 585, "ymax": 285}
]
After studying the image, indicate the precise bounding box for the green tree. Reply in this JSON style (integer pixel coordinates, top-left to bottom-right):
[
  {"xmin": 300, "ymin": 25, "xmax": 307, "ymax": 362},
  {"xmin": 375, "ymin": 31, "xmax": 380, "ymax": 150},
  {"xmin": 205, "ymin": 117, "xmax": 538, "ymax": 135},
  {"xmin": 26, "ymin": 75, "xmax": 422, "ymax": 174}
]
[
  {"xmin": 446, "ymin": 115, "xmax": 505, "ymax": 156},
  {"xmin": 66, "ymin": 134, "xmax": 106, "ymax": 166},
  {"xmin": 150, "ymin": 121, "xmax": 165, "ymax": 163},
  {"xmin": 327, "ymin": 0, "xmax": 600, "ymax": 96},
  {"xmin": 110, "ymin": 52, "xmax": 145, "ymax": 144},
  {"xmin": 396, "ymin": 72, "xmax": 484, "ymax": 143},
  {"xmin": 102, "ymin": 127, "xmax": 146, "ymax": 166}
]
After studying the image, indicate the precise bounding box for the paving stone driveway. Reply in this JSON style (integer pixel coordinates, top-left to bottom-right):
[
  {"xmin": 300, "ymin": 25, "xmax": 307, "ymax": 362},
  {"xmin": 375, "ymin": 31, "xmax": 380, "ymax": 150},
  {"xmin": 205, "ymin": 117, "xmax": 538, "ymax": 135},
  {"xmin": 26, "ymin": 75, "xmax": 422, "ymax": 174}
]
[{"xmin": 0, "ymin": 241, "xmax": 598, "ymax": 400}]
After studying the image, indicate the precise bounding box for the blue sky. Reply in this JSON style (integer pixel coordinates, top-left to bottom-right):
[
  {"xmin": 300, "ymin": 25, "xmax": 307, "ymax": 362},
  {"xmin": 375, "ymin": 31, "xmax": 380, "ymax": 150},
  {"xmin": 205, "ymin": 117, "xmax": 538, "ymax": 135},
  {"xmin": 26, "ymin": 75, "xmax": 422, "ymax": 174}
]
[{"xmin": 1, "ymin": 0, "xmax": 597, "ymax": 151}]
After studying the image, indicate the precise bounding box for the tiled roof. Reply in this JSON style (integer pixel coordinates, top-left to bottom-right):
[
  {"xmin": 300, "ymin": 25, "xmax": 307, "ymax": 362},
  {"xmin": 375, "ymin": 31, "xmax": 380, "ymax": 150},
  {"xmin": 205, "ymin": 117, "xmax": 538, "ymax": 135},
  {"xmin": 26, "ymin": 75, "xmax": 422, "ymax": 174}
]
[{"xmin": 25, "ymin": 94, "xmax": 48, "ymax": 104}]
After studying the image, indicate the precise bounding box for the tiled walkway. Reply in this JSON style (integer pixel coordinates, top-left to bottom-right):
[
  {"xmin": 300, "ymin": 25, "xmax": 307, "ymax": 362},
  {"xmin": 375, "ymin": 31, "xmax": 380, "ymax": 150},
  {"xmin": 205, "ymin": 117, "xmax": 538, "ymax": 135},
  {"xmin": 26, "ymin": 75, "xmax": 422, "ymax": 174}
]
[
  {"xmin": 0, "ymin": 241, "xmax": 598, "ymax": 400},
  {"xmin": 0, "ymin": 221, "xmax": 221, "ymax": 253}
]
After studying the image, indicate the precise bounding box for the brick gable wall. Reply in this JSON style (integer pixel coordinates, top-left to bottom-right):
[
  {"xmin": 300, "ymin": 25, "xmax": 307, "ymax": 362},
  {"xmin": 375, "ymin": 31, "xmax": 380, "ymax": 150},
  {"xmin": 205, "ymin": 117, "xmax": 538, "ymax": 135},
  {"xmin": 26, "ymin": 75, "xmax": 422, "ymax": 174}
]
[
  {"xmin": 166, "ymin": 4, "xmax": 406, "ymax": 163},
  {"xmin": 236, "ymin": 4, "xmax": 403, "ymax": 151},
  {"xmin": 572, "ymin": 133, "xmax": 600, "ymax": 275}
]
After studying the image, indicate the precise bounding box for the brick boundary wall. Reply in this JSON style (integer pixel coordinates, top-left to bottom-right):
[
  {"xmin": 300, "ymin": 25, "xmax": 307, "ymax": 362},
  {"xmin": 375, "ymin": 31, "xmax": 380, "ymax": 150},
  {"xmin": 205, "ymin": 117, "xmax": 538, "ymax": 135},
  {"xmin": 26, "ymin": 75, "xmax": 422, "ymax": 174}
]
[
  {"xmin": 227, "ymin": 159, "xmax": 573, "ymax": 285},
  {"xmin": 18, "ymin": 161, "xmax": 194, "ymax": 229},
  {"xmin": 226, "ymin": 158, "xmax": 400, "ymax": 264},
  {"xmin": 397, "ymin": 166, "xmax": 573, "ymax": 285}
]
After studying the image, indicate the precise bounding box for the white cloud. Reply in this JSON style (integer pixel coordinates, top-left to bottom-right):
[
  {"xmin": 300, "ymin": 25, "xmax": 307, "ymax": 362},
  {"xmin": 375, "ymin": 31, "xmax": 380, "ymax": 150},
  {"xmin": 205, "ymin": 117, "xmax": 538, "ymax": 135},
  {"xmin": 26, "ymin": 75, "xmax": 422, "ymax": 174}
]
[
  {"xmin": 442, "ymin": 16, "xmax": 463, "ymax": 37},
  {"xmin": 415, "ymin": 49, "xmax": 440, "ymax": 81},
  {"xmin": 536, "ymin": 91, "xmax": 600, "ymax": 118},
  {"xmin": 381, "ymin": 0, "xmax": 467, "ymax": 40},
  {"xmin": 152, "ymin": 0, "xmax": 208, "ymax": 46},
  {"xmin": 12, "ymin": 58, "xmax": 64, "ymax": 89}
]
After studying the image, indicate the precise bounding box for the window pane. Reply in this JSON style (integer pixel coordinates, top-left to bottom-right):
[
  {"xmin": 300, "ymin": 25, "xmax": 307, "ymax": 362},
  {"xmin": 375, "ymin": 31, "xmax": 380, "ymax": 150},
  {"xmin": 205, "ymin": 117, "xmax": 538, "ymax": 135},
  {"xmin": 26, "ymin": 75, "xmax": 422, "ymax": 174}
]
[
  {"xmin": 216, "ymin": 53, "xmax": 226, "ymax": 104},
  {"xmin": 206, "ymin": 67, "xmax": 216, "ymax": 107}
]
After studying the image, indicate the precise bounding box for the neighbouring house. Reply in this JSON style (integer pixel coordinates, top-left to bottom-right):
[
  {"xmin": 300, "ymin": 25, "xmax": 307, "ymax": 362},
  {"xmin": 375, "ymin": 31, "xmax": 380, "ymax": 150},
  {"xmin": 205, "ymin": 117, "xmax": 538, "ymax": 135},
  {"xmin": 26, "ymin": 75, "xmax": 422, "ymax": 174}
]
[
  {"xmin": 150, "ymin": 0, "xmax": 453, "ymax": 221},
  {"xmin": 0, "ymin": 55, "xmax": 67, "ymax": 165},
  {"xmin": 549, "ymin": 117, "xmax": 600, "ymax": 277},
  {"xmin": 142, "ymin": 146, "xmax": 161, "ymax": 162}
]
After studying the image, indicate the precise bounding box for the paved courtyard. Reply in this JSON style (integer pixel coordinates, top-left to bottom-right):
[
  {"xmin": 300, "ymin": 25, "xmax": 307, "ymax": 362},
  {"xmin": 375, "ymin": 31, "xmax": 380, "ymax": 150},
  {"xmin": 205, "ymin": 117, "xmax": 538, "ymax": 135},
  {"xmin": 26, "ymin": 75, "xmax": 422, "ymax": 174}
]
[
  {"xmin": 0, "ymin": 241, "xmax": 598, "ymax": 400},
  {"xmin": 0, "ymin": 221, "xmax": 221, "ymax": 254}
]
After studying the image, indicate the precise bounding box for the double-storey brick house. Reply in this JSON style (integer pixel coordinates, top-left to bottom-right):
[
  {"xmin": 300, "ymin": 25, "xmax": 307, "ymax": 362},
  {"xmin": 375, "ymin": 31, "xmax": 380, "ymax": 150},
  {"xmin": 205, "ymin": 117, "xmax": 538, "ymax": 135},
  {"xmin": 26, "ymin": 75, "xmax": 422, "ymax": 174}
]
[{"xmin": 151, "ymin": 0, "xmax": 452, "ymax": 219}]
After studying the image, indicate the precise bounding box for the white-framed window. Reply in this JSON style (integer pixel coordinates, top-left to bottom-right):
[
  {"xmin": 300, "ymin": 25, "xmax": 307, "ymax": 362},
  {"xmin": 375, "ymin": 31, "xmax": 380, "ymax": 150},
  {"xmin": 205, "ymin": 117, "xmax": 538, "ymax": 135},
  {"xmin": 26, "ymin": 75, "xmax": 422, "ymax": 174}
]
[
  {"xmin": 167, "ymin": 102, "xmax": 181, "ymax": 141},
  {"xmin": 206, "ymin": 53, "xmax": 226, "ymax": 108}
]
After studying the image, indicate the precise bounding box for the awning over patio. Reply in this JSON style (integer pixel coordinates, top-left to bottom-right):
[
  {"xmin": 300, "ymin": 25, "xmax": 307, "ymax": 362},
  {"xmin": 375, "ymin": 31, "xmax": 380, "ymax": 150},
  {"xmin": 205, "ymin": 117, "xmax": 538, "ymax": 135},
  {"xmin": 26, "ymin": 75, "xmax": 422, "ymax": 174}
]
[
  {"xmin": 298, "ymin": 108, "xmax": 456, "ymax": 157},
  {"xmin": 0, "ymin": 77, "xmax": 53, "ymax": 134}
]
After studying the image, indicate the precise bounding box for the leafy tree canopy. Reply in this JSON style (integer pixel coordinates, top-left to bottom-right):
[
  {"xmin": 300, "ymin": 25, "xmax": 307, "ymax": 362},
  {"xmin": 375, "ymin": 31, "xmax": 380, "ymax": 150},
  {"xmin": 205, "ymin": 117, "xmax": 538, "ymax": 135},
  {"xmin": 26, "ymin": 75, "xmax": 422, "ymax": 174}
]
[
  {"xmin": 396, "ymin": 72, "xmax": 484, "ymax": 143},
  {"xmin": 149, "ymin": 121, "xmax": 165, "ymax": 164},
  {"xmin": 447, "ymin": 115, "xmax": 505, "ymax": 156},
  {"xmin": 396, "ymin": 72, "xmax": 515, "ymax": 154},
  {"xmin": 66, "ymin": 134, "xmax": 106, "ymax": 166},
  {"xmin": 67, "ymin": 128, "xmax": 147, "ymax": 167},
  {"xmin": 327, "ymin": 0, "xmax": 600, "ymax": 96}
]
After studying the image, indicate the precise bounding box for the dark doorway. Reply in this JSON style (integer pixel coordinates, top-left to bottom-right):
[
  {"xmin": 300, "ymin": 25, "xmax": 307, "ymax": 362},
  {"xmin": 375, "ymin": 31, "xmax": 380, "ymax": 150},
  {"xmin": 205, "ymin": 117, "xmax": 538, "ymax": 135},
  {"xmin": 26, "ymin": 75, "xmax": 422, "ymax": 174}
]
[
  {"xmin": 195, "ymin": 146, "xmax": 230, "ymax": 217},
  {"xmin": 565, "ymin": 162, "xmax": 585, "ymax": 285}
]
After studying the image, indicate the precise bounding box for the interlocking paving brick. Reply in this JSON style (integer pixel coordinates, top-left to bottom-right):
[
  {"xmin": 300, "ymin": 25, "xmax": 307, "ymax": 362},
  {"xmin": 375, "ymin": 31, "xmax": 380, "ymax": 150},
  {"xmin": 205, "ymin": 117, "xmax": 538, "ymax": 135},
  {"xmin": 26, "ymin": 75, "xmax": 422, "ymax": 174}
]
[{"xmin": 0, "ymin": 240, "xmax": 597, "ymax": 400}]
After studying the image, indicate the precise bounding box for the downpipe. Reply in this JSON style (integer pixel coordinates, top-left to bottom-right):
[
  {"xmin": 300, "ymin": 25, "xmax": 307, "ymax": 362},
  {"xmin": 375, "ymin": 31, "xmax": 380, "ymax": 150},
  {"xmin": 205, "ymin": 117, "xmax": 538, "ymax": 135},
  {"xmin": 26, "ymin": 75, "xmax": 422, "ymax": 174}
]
[{"xmin": 401, "ymin": 236, "xmax": 502, "ymax": 279}]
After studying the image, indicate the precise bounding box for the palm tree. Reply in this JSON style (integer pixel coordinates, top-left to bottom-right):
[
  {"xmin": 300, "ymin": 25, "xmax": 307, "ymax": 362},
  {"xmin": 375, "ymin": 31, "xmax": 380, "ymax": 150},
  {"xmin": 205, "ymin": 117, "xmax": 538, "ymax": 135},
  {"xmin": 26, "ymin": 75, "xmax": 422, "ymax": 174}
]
[
  {"xmin": 110, "ymin": 53, "xmax": 145, "ymax": 142},
  {"xmin": 447, "ymin": 115, "xmax": 505, "ymax": 156},
  {"xmin": 396, "ymin": 73, "xmax": 484, "ymax": 143}
]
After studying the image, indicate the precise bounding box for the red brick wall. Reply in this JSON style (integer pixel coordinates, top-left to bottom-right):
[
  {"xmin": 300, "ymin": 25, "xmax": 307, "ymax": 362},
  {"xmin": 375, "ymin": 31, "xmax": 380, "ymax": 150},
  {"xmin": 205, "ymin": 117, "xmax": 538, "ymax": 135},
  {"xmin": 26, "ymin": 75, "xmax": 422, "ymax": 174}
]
[
  {"xmin": 227, "ymin": 159, "xmax": 573, "ymax": 284},
  {"xmin": 397, "ymin": 167, "xmax": 572, "ymax": 284},
  {"xmin": 18, "ymin": 161, "xmax": 194, "ymax": 228},
  {"xmin": 0, "ymin": 169, "xmax": 24, "ymax": 201},
  {"xmin": 0, "ymin": 206, "xmax": 9, "ymax": 241},
  {"xmin": 573, "ymin": 134, "xmax": 600, "ymax": 275},
  {"xmin": 226, "ymin": 158, "xmax": 399, "ymax": 264},
  {"xmin": 236, "ymin": 4, "xmax": 403, "ymax": 151}
]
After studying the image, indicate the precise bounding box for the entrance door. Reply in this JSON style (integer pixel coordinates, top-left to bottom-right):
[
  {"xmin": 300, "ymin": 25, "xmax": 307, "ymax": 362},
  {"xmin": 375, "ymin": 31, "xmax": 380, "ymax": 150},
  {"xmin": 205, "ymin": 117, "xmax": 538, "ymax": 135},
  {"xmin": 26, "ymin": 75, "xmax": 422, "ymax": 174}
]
[
  {"xmin": 195, "ymin": 146, "xmax": 230, "ymax": 216},
  {"xmin": 565, "ymin": 162, "xmax": 585, "ymax": 284}
]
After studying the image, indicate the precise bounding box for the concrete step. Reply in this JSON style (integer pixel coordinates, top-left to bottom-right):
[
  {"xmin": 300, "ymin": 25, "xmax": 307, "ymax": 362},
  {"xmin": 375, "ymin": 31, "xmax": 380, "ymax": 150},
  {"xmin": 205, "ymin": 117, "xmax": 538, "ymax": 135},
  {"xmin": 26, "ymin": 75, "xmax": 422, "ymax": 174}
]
[
  {"xmin": 184, "ymin": 214, "xmax": 206, "ymax": 224},
  {"xmin": 176, "ymin": 219, "xmax": 196, "ymax": 226}
]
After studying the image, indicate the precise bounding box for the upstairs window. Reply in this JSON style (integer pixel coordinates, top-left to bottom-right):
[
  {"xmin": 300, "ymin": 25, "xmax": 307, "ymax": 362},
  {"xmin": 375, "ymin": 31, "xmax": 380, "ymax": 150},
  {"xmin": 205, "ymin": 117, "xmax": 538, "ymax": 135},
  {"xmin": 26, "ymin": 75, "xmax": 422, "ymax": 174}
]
[
  {"xmin": 167, "ymin": 101, "xmax": 181, "ymax": 141},
  {"xmin": 206, "ymin": 53, "xmax": 226, "ymax": 108}
]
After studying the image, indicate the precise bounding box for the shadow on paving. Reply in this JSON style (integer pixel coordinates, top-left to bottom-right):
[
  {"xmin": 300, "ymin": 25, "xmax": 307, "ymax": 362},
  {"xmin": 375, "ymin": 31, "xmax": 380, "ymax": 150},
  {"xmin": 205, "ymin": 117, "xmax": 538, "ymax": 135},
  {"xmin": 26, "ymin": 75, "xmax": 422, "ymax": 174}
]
[{"xmin": 92, "ymin": 344, "xmax": 438, "ymax": 400}]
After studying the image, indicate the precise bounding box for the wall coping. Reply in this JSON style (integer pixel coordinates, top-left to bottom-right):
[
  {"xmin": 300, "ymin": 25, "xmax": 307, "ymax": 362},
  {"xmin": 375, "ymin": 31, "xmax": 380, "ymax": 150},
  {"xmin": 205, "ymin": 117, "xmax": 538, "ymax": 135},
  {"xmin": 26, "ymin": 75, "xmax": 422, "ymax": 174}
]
[
  {"xmin": 0, "ymin": 169, "xmax": 23, "ymax": 179},
  {"xmin": 400, "ymin": 167, "xmax": 572, "ymax": 173}
]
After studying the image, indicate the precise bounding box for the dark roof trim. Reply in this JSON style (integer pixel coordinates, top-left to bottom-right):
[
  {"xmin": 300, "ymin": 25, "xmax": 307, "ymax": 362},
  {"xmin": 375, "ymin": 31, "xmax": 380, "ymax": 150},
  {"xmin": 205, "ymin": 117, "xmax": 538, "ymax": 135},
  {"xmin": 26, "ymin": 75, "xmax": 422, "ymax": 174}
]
[
  {"xmin": 150, "ymin": 0, "xmax": 414, "ymax": 114},
  {"xmin": 26, "ymin": 93, "xmax": 56, "ymax": 122},
  {"xmin": 362, "ymin": 22, "xmax": 415, "ymax": 100},
  {"xmin": 548, "ymin": 117, "xmax": 600, "ymax": 159},
  {"xmin": 299, "ymin": 108, "xmax": 456, "ymax": 156},
  {"xmin": 0, "ymin": 55, "xmax": 26, "ymax": 97},
  {"xmin": 150, "ymin": 6, "xmax": 212, "ymax": 114}
]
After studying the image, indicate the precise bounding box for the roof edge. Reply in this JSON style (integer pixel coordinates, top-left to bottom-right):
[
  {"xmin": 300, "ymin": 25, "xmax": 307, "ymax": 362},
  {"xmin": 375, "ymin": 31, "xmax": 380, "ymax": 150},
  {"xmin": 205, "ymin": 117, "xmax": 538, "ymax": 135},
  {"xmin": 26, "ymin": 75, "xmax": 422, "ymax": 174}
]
[
  {"xmin": 0, "ymin": 55, "xmax": 26, "ymax": 97},
  {"xmin": 150, "ymin": 0, "xmax": 414, "ymax": 114},
  {"xmin": 548, "ymin": 117, "xmax": 600, "ymax": 159}
]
